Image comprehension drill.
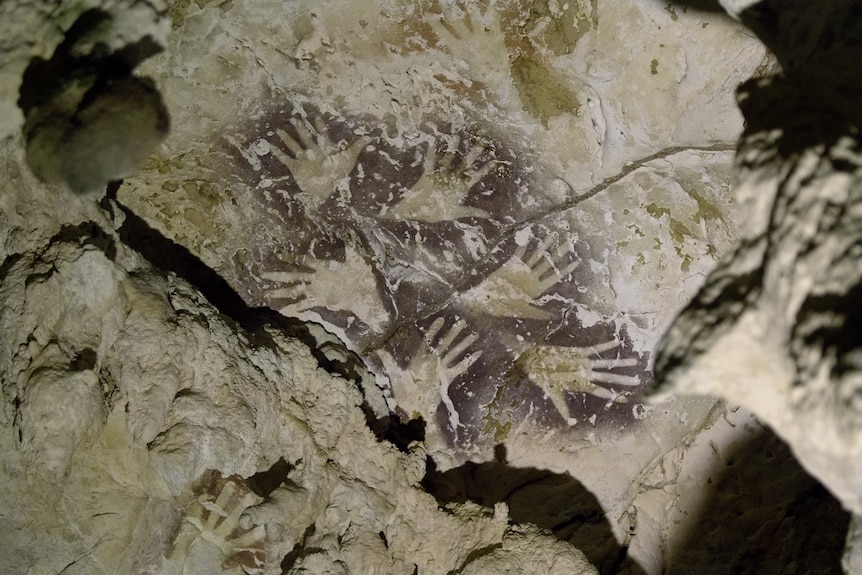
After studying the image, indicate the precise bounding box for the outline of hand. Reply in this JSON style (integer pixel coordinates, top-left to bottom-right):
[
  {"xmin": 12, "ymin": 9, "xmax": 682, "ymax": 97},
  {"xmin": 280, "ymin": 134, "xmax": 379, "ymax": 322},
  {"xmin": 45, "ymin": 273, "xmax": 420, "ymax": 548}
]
[
  {"xmin": 266, "ymin": 116, "xmax": 371, "ymax": 213},
  {"xmin": 377, "ymin": 316, "xmax": 482, "ymax": 432},
  {"xmin": 383, "ymin": 136, "xmax": 492, "ymax": 222},
  {"xmin": 260, "ymin": 245, "xmax": 388, "ymax": 332},
  {"xmin": 458, "ymin": 232, "xmax": 579, "ymax": 320},
  {"xmin": 428, "ymin": 1, "xmax": 511, "ymax": 88},
  {"xmin": 514, "ymin": 339, "xmax": 641, "ymax": 423},
  {"xmin": 423, "ymin": 316, "xmax": 483, "ymax": 385},
  {"xmin": 168, "ymin": 471, "xmax": 267, "ymax": 574}
]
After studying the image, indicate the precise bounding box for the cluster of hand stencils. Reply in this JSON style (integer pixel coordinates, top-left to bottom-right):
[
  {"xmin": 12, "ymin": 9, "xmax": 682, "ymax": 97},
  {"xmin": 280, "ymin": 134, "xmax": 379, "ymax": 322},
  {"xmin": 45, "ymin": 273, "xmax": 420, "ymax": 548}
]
[
  {"xmin": 214, "ymin": 0, "xmax": 641, "ymax": 451},
  {"xmin": 225, "ymin": 104, "xmax": 648, "ymax": 447}
]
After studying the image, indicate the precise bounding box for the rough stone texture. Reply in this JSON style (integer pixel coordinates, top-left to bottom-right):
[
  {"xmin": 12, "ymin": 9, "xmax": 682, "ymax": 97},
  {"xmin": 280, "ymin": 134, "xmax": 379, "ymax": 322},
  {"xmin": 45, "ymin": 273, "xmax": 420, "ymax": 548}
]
[
  {"xmin": 0, "ymin": 0, "xmax": 857, "ymax": 574},
  {"xmin": 5, "ymin": 1, "xmax": 171, "ymax": 194},
  {"xmin": 653, "ymin": 0, "xmax": 862, "ymax": 517},
  {"xmin": 0, "ymin": 215, "xmax": 596, "ymax": 574},
  {"xmin": 117, "ymin": 0, "xmax": 766, "ymax": 478},
  {"xmin": 109, "ymin": 1, "xmax": 789, "ymax": 568}
]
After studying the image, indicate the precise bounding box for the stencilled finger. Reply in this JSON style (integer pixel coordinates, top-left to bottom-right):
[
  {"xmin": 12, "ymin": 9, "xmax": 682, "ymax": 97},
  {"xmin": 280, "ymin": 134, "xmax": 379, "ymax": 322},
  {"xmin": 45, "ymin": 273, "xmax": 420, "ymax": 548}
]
[
  {"xmin": 422, "ymin": 141, "xmax": 439, "ymax": 174},
  {"xmin": 428, "ymin": 13, "xmax": 463, "ymax": 43},
  {"xmin": 268, "ymin": 287, "xmax": 307, "ymax": 302},
  {"xmin": 512, "ymin": 242, "xmax": 528, "ymax": 265},
  {"xmin": 590, "ymin": 357, "xmax": 640, "ymax": 372},
  {"xmin": 312, "ymin": 116, "xmax": 330, "ymax": 146},
  {"xmin": 532, "ymin": 253, "xmax": 555, "ymax": 280},
  {"xmin": 436, "ymin": 318, "xmax": 467, "ymax": 354},
  {"xmin": 450, "ymin": 349, "xmax": 482, "ymax": 376},
  {"xmin": 216, "ymin": 489, "xmax": 260, "ymax": 538},
  {"xmin": 168, "ymin": 525, "xmax": 197, "ymax": 561},
  {"xmin": 261, "ymin": 270, "xmax": 307, "ymax": 283},
  {"xmin": 536, "ymin": 259, "xmax": 579, "ymax": 294},
  {"xmin": 590, "ymin": 370, "xmax": 640, "ymax": 387},
  {"xmin": 204, "ymin": 480, "xmax": 236, "ymax": 530},
  {"xmin": 442, "ymin": 330, "xmax": 479, "ymax": 366},
  {"xmin": 274, "ymin": 127, "xmax": 303, "ymax": 159},
  {"xmin": 424, "ymin": 316, "xmax": 446, "ymax": 346},
  {"xmin": 586, "ymin": 384, "xmax": 627, "ymax": 403},
  {"xmin": 526, "ymin": 233, "xmax": 558, "ymax": 269},
  {"xmin": 290, "ymin": 117, "xmax": 319, "ymax": 151},
  {"xmin": 449, "ymin": 4, "xmax": 476, "ymax": 37},
  {"xmin": 589, "ymin": 339, "xmax": 623, "ymax": 355},
  {"xmin": 231, "ymin": 524, "xmax": 268, "ymax": 550}
]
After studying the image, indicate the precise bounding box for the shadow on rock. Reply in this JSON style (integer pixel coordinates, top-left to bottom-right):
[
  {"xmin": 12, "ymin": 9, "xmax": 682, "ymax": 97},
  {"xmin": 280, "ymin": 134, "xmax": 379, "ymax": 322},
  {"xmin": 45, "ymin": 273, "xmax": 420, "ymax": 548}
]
[
  {"xmin": 422, "ymin": 445, "xmax": 647, "ymax": 575},
  {"xmin": 666, "ymin": 426, "xmax": 850, "ymax": 574}
]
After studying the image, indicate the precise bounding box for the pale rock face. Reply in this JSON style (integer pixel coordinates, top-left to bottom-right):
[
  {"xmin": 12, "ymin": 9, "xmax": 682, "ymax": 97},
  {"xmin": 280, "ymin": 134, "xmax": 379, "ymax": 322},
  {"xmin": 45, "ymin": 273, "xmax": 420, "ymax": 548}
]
[
  {"xmin": 460, "ymin": 524, "xmax": 596, "ymax": 575},
  {"xmin": 0, "ymin": 0, "xmax": 858, "ymax": 574},
  {"xmin": 1, "ymin": 231, "xmax": 587, "ymax": 575},
  {"xmin": 654, "ymin": 0, "xmax": 862, "ymax": 516},
  {"xmin": 118, "ymin": 0, "xmax": 764, "ymax": 476}
]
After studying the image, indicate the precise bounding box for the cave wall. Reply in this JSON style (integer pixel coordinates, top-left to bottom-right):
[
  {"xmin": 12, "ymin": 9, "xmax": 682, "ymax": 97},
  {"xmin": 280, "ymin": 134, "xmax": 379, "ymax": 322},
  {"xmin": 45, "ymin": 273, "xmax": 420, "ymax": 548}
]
[{"xmin": 0, "ymin": 0, "xmax": 858, "ymax": 573}]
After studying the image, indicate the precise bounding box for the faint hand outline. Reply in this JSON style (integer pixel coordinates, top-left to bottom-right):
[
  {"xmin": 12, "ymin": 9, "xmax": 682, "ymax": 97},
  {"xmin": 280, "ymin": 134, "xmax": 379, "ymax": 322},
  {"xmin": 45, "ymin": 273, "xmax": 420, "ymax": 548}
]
[
  {"xmin": 458, "ymin": 231, "xmax": 579, "ymax": 320},
  {"xmin": 377, "ymin": 316, "xmax": 482, "ymax": 432},
  {"xmin": 428, "ymin": 1, "xmax": 512, "ymax": 89},
  {"xmin": 266, "ymin": 116, "xmax": 371, "ymax": 213},
  {"xmin": 514, "ymin": 339, "xmax": 641, "ymax": 423},
  {"xmin": 168, "ymin": 471, "xmax": 267, "ymax": 574},
  {"xmin": 260, "ymin": 244, "xmax": 388, "ymax": 332},
  {"xmin": 383, "ymin": 136, "xmax": 492, "ymax": 222}
]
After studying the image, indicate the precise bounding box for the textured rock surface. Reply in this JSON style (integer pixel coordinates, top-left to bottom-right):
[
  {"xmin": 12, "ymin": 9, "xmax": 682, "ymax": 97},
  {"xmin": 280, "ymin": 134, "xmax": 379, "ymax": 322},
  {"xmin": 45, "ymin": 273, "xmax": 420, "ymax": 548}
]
[
  {"xmin": 0, "ymin": 209, "xmax": 596, "ymax": 574},
  {"xmin": 8, "ymin": 1, "xmax": 170, "ymax": 193},
  {"xmin": 654, "ymin": 0, "xmax": 862, "ymax": 518},
  {"xmin": 111, "ymin": 1, "xmax": 782, "ymax": 568},
  {"xmin": 0, "ymin": 0, "xmax": 857, "ymax": 573},
  {"xmin": 117, "ymin": 0, "xmax": 766, "ymax": 472}
]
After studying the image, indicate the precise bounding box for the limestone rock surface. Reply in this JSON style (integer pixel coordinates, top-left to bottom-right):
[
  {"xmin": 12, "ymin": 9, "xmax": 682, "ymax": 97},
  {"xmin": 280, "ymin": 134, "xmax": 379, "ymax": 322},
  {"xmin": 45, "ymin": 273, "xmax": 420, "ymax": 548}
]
[
  {"xmin": 0, "ymin": 213, "xmax": 598, "ymax": 574},
  {"xmin": 0, "ymin": 0, "xmax": 857, "ymax": 574},
  {"xmin": 654, "ymin": 0, "xmax": 862, "ymax": 520}
]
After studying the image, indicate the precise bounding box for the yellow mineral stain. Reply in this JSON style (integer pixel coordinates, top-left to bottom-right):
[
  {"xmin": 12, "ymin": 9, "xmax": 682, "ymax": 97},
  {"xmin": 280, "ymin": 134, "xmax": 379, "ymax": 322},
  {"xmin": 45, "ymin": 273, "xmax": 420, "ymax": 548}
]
[
  {"xmin": 511, "ymin": 55, "xmax": 580, "ymax": 127},
  {"xmin": 520, "ymin": 0, "xmax": 598, "ymax": 56},
  {"xmin": 664, "ymin": 3, "xmax": 678, "ymax": 21}
]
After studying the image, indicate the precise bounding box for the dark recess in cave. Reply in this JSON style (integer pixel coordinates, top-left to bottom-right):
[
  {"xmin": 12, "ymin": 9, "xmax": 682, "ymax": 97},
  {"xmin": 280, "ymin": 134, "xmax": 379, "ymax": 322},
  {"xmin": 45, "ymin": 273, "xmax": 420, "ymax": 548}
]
[
  {"xmin": 423, "ymin": 444, "xmax": 647, "ymax": 575},
  {"xmin": 424, "ymin": 438, "xmax": 850, "ymax": 575},
  {"xmin": 665, "ymin": 426, "xmax": 850, "ymax": 574},
  {"xmin": 245, "ymin": 457, "xmax": 293, "ymax": 498}
]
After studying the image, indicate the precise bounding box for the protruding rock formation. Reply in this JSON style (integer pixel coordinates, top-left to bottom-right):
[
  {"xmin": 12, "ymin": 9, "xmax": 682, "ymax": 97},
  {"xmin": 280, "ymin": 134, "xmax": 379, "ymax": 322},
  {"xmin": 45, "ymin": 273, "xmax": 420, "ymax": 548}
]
[
  {"xmin": 653, "ymin": 0, "xmax": 862, "ymax": 569},
  {"xmin": 1, "ymin": 0, "xmax": 859, "ymax": 573}
]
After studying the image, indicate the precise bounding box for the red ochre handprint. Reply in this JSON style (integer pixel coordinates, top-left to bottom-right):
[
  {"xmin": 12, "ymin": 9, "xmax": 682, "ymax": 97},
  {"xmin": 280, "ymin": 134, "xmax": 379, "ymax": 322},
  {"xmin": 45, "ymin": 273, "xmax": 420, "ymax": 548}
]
[{"xmin": 167, "ymin": 470, "xmax": 267, "ymax": 574}]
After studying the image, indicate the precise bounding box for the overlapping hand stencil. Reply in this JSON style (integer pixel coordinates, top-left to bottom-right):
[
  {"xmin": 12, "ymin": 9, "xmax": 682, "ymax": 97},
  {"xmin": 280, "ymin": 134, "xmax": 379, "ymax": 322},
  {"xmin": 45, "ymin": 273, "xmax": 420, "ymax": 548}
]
[
  {"xmin": 378, "ymin": 316, "xmax": 482, "ymax": 432},
  {"xmin": 227, "ymin": 102, "xmax": 650, "ymax": 440},
  {"xmin": 459, "ymin": 231, "xmax": 579, "ymax": 320},
  {"xmin": 514, "ymin": 338, "xmax": 641, "ymax": 423},
  {"xmin": 168, "ymin": 471, "xmax": 267, "ymax": 574},
  {"xmin": 261, "ymin": 244, "xmax": 388, "ymax": 332},
  {"xmin": 384, "ymin": 136, "xmax": 492, "ymax": 222},
  {"xmin": 267, "ymin": 116, "xmax": 371, "ymax": 213}
]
